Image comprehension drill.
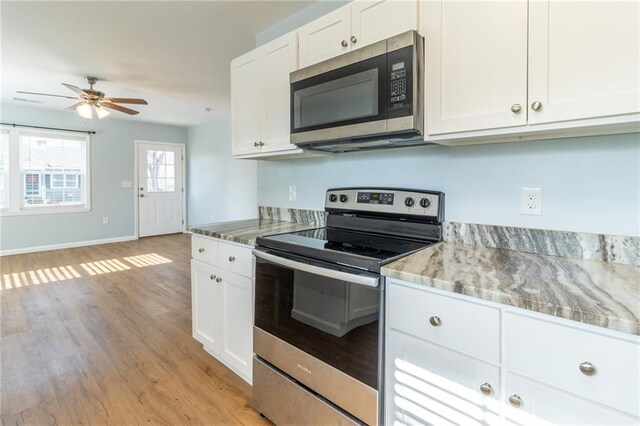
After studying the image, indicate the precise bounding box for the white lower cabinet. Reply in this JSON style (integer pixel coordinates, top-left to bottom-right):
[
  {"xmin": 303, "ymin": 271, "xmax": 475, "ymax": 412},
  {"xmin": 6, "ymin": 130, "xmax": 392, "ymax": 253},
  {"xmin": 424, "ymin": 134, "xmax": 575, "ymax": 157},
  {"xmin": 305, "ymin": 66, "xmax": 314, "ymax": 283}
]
[
  {"xmin": 191, "ymin": 235, "xmax": 253, "ymax": 384},
  {"xmin": 385, "ymin": 279, "xmax": 640, "ymax": 425}
]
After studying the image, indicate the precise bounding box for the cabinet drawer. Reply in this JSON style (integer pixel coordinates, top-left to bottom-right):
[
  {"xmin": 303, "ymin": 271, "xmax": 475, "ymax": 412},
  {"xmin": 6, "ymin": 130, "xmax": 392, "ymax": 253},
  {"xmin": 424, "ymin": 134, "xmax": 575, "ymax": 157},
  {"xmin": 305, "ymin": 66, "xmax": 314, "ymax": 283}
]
[
  {"xmin": 191, "ymin": 235, "xmax": 218, "ymax": 265},
  {"xmin": 388, "ymin": 282, "xmax": 501, "ymax": 363},
  {"xmin": 505, "ymin": 312, "xmax": 640, "ymax": 417},
  {"xmin": 505, "ymin": 373, "xmax": 639, "ymax": 425},
  {"xmin": 386, "ymin": 330, "xmax": 501, "ymax": 426},
  {"xmin": 218, "ymin": 241, "xmax": 253, "ymax": 278}
]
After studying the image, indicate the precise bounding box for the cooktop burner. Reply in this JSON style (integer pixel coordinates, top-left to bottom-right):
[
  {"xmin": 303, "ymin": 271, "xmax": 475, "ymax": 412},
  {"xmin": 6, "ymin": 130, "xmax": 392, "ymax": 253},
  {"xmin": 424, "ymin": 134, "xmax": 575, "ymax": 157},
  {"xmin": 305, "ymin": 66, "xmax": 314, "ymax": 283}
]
[{"xmin": 256, "ymin": 227, "xmax": 435, "ymax": 272}]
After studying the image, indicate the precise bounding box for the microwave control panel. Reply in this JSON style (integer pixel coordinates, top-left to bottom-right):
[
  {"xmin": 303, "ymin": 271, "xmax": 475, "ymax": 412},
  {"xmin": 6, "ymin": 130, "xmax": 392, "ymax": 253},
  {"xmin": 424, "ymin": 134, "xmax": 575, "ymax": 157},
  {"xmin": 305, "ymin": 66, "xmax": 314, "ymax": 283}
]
[{"xmin": 387, "ymin": 45, "xmax": 413, "ymax": 119}]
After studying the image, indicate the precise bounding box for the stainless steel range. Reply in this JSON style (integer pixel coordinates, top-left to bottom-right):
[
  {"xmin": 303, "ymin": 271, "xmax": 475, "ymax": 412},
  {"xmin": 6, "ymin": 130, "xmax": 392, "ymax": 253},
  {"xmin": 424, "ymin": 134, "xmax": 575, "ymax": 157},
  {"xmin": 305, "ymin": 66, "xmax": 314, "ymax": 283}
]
[{"xmin": 252, "ymin": 187, "xmax": 445, "ymax": 425}]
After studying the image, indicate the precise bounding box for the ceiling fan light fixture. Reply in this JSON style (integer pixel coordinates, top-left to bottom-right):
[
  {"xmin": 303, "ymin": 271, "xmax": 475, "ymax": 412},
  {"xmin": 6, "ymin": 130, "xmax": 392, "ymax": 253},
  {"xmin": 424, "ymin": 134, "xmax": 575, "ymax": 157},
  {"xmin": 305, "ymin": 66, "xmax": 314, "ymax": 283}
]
[
  {"xmin": 77, "ymin": 102, "xmax": 93, "ymax": 119},
  {"xmin": 95, "ymin": 104, "xmax": 110, "ymax": 119}
]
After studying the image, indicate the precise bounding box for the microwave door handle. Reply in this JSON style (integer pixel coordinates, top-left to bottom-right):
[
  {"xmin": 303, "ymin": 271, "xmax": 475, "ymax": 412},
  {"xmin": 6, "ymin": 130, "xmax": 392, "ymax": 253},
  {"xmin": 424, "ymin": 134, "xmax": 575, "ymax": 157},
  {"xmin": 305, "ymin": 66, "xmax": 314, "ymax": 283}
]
[{"xmin": 252, "ymin": 249, "xmax": 379, "ymax": 288}]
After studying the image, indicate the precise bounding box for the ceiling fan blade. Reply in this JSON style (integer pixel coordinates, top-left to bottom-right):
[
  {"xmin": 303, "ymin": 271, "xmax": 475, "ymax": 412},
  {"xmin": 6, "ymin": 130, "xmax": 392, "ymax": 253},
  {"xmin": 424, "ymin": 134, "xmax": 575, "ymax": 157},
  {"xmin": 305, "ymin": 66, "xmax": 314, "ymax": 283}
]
[
  {"xmin": 17, "ymin": 90, "xmax": 78, "ymax": 100},
  {"xmin": 103, "ymin": 98, "xmax": 148, "ymax": 105},
  {"xmin": 66, "ymin": 102, "xmax": 85, "ymax": 111},
  {"xmin": 101, "ymin": 102, "xmax": 139, "ymax": 115},
  {"xmin": 61, "ymin": 83, "xmax": 89, "ymax": 98}
]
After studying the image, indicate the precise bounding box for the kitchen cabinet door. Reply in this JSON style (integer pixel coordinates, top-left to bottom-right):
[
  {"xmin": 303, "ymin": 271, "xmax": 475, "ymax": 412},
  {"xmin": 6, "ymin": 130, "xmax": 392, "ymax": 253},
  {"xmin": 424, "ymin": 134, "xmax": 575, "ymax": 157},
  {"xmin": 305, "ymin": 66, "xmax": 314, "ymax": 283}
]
[
  {"xmin": 386, "ymin": 330, "xmax": 501, "ymax": 426},
  {"xmin": 298, "ymin": 4, "xmax": 351, "ymax": 68},
  {"xmin": 504, "ymin": 373, "xmax": 639, "ymax": 425},
  {"xmin": 423, "ymin": 0, "xmax": 528, "ymax": 135},
  {"xmin": 260, "ymin": 32, "xmax": 298, "ymax": 153},
  {"xmin": 220, "ymin": 270, "xmax": 253, "ymax": 383},
  {"xmin": 231, "ymin": 52, "xmax": 261, "ymax": 156},
  {"xmin": 191, "ymin": 260, "xmax": 221, "ymax": 352},
  {"xmin": 350, "ymin": 0, "xmax": 418, "ymax": 50},
  {"xmin": 528, "ymin": 0, "xmax": 640, "ymax": 124}
]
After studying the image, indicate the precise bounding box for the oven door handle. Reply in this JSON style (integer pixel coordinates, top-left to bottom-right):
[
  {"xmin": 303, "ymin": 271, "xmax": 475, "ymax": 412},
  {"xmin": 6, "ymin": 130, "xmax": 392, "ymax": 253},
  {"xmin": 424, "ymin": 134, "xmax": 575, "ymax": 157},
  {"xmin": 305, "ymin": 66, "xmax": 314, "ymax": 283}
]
[{"xmin": 252, "ymin": 249, "xmax": 380, "ymax": 288}]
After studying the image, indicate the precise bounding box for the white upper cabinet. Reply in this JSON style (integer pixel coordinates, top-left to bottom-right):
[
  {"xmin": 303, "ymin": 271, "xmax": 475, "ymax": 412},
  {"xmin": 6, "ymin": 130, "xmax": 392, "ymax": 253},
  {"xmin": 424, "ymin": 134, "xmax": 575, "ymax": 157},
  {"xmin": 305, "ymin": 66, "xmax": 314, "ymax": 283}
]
[
  {"xmin": 231, "ymin": 32, "xmax": 301, "ymax": 158},
  {"xmin": 299, "ymin": 5, "xmax": 351, "ymax": 68},
  {"xmin": 351, "ymin": 0, "xmax": 419, "ymax": 51},
  {"xmin": 527, "ymin": 0, "xmax": 640, "ymax": 124},
  {"xmin": 261, "ymin": 32, "xmax": 299, "ymax": 153},
  {"xmin": 299, "ymin": 0, "xmax": 419, "ymax": 68},
  {"xmin": 231, "ymin": 52, "xmax": 261, "ymax": 156},
  {"xmin": 424, "ymin": 0, "xmax": 529, "ymax": 135}
]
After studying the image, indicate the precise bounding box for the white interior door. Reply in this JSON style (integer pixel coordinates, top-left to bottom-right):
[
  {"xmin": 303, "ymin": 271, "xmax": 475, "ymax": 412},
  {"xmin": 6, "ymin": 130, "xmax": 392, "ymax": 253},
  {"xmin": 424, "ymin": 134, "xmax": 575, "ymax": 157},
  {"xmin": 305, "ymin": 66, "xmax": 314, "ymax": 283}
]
[{"xmin": 137, "ymin": 142, "xmax": 184, "ymax": 237}]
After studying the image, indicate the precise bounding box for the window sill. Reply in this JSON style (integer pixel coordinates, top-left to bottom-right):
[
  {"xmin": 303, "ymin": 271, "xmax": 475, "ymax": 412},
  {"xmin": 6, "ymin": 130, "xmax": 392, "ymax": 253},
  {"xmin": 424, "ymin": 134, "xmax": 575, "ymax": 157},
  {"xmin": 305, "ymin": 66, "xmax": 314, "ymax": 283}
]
[{"xmin": 0, "ymin": 206, "xmax": 92, "ymax": 217}]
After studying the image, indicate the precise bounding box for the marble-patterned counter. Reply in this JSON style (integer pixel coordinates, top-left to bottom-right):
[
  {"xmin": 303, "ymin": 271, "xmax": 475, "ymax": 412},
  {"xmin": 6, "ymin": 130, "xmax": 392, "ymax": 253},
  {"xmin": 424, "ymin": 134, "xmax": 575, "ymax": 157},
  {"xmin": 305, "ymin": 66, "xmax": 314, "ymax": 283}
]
[
  {"xmin": 187, "ymin": 219, "xmax": 320, "ymax": 246},
  {"xmin": 382, "ymin": 242, "xmax": 640, "ymax": 335}
]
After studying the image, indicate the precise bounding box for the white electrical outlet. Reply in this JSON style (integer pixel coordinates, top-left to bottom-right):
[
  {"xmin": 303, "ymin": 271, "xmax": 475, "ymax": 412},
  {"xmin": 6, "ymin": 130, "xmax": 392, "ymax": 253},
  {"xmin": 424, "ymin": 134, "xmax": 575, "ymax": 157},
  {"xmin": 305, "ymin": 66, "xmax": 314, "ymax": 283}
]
[
  {"xmin": 102, "ymin": 217, "xmax": 109, "ymax": 225},
  {"xmin": 520, "ymin": 187, "xmax": 543, "ymax": 215},
  {"xmin": 289, "ymin": 185, "xmax": 298, "ymax": 202}
]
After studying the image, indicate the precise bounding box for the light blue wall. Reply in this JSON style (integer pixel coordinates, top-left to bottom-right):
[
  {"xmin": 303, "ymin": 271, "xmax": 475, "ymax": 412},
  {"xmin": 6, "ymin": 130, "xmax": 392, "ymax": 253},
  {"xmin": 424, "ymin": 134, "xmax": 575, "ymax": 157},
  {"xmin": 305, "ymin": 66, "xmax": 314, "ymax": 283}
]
[
  {"xmin": 258, "ymin": 135, "xmax": 640, "ymax": 236},
  {"xmin": 0, "ymin": 103, "xmax": 187, "ymax": 251},
  {"xmin": 255, "ymin": 1, "xmax": 640, "ymax": 237},
  {"xmin": 186, "ymin": 118, "xmax": 257, "ymax": 225}
]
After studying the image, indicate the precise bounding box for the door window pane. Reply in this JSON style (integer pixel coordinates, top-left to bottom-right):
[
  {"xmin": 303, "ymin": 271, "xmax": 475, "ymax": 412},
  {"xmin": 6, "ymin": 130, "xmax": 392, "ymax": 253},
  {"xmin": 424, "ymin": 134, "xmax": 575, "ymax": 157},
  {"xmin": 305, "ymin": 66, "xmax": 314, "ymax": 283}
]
[
  {"xmin": 146, "ymin": 150, "xmax": 176, "ymax": 192},
  {"xmin": 0, "ymin": 132, "xmax": 8, "ymax": 209}
]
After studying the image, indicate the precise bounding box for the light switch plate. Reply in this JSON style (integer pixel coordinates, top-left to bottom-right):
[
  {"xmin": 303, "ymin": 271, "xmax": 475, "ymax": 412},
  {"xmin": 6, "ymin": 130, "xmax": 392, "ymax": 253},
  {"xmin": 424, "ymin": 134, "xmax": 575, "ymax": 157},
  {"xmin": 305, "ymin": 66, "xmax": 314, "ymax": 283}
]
[
  {"xmin": 121, "ymin": 181, "xmax": 132, "ymax": 188},
  {"xmin": 289, "ymin": 185, "xmax": 298, "ymax": 202}
]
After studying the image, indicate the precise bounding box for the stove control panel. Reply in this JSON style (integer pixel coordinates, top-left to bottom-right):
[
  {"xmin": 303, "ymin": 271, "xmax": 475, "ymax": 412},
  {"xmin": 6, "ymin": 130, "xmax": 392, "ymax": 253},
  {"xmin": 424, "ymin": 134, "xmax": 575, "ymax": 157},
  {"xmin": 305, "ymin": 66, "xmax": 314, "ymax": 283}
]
[{"xmin": 326, "ymin": 188, "xmax": 444, "ymax": 220}]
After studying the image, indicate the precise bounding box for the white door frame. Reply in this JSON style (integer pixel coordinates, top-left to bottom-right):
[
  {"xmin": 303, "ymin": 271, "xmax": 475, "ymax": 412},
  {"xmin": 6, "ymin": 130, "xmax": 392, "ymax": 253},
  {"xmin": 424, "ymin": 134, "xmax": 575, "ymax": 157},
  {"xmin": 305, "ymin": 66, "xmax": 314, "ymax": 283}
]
[{"xmin": 133, "ymin": 139, "xmax": 187, "ymax": 238}]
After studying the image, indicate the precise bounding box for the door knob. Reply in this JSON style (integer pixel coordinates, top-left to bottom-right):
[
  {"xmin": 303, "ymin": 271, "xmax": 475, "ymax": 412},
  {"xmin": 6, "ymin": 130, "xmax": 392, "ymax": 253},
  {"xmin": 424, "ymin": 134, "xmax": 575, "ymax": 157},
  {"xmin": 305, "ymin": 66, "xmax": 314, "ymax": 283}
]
[
  {"xmin": 350, "ymin": 36, "xmax": 357, "ymax": 44},
  {"xmin": 531, "ymin": 101, "xmax": 543, "ymax": 111},
  {"xmin": 139, "ymin": 194, "xmax": 145, "ymax": 197},
  {"xmin": 341, "ymin": 40, "xmax": 348, "ymax": 47},
  {"xmin": 479, "ymin": 383, "xmax": 494, "ymax": 396},
  {"xmin": 139, "ymin": 187, "xmax": 144, "ymax": 191},
  {"xmin": 511, "ymin": 104, "xmax": 522, "ymax": 114},
  {"xmin": 508, "ymin": 394, "xmax": 523, "ymax": 409},
  {"xmin": 579, "ymin": 362, "xmax": 596, "ymax": 376},
  {"xmin": 429, "ymin": 316, "xmax": 442, "ymax": 327}
]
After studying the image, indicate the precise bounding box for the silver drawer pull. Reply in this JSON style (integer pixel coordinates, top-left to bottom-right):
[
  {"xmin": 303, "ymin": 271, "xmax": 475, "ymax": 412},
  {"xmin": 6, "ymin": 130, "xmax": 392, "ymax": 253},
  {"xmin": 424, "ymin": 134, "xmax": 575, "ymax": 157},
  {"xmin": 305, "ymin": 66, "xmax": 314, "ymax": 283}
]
[
  {"xmin": 508, "ymin": 394, "xmax": 523, "ymax": 409},
  {"xmin": 341, "ymin": 40, "xmax": 348, "ymax": 47},
  {"xmin": 429, "ymin": 316, "xmax": 442, "ymax": 327},
  {"xmin": 579, "ymin": 362, "xmax": 596, "ymax": 376},
  {"xmin": 479, "ymin": 383, "xmax": 493, "ymax": 396},
  {"xmin": 511, "ymin": 103, "xmax": 522, "ymax": 113},
  {"xmin": 199, "ymin": 248, "xmax": 205, "ymax": 253},
  {"xmin": 209, "ymin": 274, "xmax": 216, "ymax": 280},
  {"xmin": 531, "ymin": 100, "xmax": 543, "ymax": 111},
  {"xmin": 228, "ymin": 256, "xmax": 236, "ymax": 262},
  {"xmin": 216, "ymin": 277, "xmax": 222, "ymax": 283}
]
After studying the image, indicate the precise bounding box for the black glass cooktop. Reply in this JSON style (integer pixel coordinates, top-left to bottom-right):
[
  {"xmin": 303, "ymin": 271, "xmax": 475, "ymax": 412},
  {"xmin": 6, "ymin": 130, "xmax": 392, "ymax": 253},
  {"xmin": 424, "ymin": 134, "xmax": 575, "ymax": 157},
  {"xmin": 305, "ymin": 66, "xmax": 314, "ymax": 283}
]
[{"xmin": 256, "ymin": 227, "xmax": 435, "ymax": 272}]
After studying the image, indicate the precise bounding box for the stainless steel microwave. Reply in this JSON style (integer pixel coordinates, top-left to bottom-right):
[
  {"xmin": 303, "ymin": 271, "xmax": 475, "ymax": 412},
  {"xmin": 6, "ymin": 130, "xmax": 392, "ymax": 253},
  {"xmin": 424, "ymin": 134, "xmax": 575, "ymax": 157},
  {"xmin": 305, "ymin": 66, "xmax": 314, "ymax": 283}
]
[{"xmin": 290, "ymin": 31, "xmax": 425, "ymax": 153}]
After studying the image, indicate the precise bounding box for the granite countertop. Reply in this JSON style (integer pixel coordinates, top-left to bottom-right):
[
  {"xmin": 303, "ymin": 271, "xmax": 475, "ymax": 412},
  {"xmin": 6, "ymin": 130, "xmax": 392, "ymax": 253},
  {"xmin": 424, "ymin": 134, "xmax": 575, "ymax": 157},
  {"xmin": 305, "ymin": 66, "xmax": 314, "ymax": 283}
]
[
  {"xmin": 187, "ymin": 219, "xmax": 320, "ymax": 246},
  {"xmin": 382, "ymin": 242, "xmax": 640, "ymax": 335}
]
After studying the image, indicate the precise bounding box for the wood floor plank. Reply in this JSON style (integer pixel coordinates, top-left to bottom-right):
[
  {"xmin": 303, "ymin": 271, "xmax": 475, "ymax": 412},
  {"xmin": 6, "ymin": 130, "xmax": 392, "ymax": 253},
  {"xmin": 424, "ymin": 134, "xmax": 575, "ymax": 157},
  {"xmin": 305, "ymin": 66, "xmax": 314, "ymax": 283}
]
[{"xmin": 1, "ymin": 234, "xmax": 269, "ymax": 426}]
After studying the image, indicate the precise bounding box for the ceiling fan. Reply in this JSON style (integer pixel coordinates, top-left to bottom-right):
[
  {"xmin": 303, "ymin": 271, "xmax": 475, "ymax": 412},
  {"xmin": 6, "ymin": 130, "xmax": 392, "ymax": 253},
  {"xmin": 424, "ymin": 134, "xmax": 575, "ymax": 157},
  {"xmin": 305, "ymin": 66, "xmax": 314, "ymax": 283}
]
[{"xmin": 17, "ymin": 76, "xmax": 148, "ymax": 119}]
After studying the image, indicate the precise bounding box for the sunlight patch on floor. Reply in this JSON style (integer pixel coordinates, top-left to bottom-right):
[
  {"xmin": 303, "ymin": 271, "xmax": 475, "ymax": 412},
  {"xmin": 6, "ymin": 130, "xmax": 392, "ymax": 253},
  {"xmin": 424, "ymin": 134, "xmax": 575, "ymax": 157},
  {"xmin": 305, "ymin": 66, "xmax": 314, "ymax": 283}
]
[{"xmin": 1, "ymin": 253, "xmax": 172, "ymax": 290}]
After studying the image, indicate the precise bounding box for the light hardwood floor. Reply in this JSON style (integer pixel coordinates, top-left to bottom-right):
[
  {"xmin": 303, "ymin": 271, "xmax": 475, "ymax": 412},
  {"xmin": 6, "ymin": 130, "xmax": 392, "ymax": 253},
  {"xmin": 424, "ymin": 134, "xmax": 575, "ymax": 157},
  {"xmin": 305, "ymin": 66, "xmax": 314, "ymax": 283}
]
[{"xmin": 1, "ymin": 234, "xmax": 269, "ymax": 425}]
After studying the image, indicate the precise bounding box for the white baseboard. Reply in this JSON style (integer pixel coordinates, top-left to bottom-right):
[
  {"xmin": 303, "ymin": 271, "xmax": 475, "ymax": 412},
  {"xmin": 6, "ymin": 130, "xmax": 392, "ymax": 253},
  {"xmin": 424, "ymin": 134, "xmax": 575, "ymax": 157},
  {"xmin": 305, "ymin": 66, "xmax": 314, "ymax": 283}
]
[{"xmin": 0, "ymin": 235, "xmax": 138, "ymax": 256}]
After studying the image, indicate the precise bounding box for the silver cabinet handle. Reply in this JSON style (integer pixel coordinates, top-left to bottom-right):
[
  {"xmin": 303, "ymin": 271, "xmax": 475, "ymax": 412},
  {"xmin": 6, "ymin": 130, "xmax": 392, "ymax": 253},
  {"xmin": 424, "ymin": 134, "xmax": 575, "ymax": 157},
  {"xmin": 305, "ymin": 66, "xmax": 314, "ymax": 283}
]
[
  {"xmin": 341, "ymin": 40, "xmax": 348, "ymax": 47},
  {"xmin": 209, "ymin": 274, "xmax": 216, "ymax": 280},
  {"xmin": 350, "ymin": 35, "xmax": 357, "ymax": 44},
  {"xmin": 508, "ymin": 395, "xmax": 523, "ymax": 409},
  {"xmin": 259, "ymin": 141, "xmax": 265, "ymax": 147},
  {"xmin": 228, "ymin": 256, "xmax": 236, "ymax": 262},
  {"xmin": 429, "ymin": 316, "xmax": 442, "ymax": 327},
  {"xmin": 216, "ymin": 277, "xmax": 222, "ymax": 283},
  {"xmin": 254, "ymin": 142, "xmax": 259, "ymax": 147},
  {"xmin": 579, "ymin": 362, "xmax": 596, "ymax": 376},
  {"xmin": 479, "ymin": 383, "xmax": 494, "ymax": 396},
  {"xmin": 511, "ymin": 104, "xmax": 522, "ymax": 114},
  {"xmin": 199, "ymin": 248, "xmax": 205, "ymax": 253},
  {"xmin": 531, "ymin": 101, "xmax": 543, "ymax": 111}
]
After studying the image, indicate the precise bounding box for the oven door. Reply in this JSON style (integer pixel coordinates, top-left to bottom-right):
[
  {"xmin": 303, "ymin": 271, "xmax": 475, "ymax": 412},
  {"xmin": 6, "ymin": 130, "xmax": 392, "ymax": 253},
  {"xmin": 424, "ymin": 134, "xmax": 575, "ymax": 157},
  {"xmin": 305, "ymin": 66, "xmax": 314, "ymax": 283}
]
[
  {"xmin": 253, "ymin": 248, "xmax": 382, "ymax": 425},
  {"xmin": 290, "ymin": 51, "xmax": 388, "ymax": 145}
]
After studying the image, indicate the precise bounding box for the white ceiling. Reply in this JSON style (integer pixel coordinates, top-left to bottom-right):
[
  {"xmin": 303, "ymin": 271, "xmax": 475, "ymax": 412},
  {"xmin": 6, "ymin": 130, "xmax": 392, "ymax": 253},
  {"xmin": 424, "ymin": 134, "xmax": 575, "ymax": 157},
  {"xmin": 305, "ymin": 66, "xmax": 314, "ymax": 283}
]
[{"xmin": 1, "ymin": 0, "xmax": 313, "ymax": 127}]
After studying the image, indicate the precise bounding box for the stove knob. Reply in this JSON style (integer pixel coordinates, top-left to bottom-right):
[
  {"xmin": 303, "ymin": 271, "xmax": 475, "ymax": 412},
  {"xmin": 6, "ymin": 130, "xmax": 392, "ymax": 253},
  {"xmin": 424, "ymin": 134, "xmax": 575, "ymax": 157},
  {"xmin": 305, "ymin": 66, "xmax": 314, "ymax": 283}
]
[
  {"xmin": 329, "ymin": 194, "xmax": 338, "ymax": 202},
  {"xmin": 339, "ymin": 194, "xmax": 348, "ymax": 203},
  {"xmin": 420, "ymin": 197, "xmax": 431, "ymax": 208},
  {"xmin": 404, "ymin": 197, "xmax": 415, "ymax": 207}
]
